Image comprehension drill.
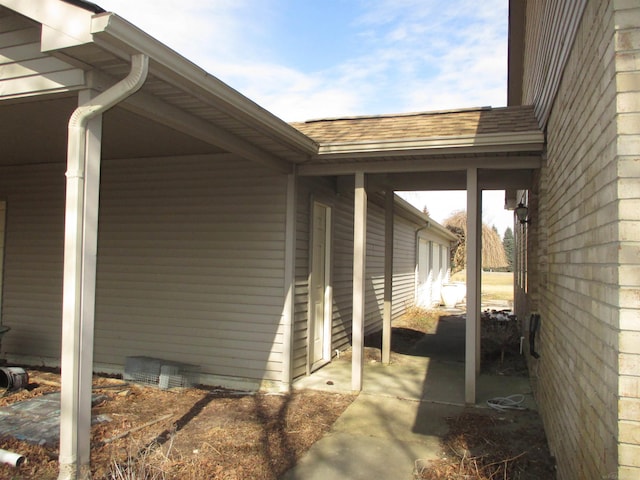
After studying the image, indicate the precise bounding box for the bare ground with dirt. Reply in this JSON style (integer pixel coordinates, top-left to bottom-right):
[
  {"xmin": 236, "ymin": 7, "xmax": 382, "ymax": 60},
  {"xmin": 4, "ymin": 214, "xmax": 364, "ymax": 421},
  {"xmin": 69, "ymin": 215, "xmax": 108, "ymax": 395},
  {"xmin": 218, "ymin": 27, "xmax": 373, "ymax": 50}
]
[
  {"xmin": 0, "ymin": 373, "xmax": 354, "ymax": 480},
  {"xmin": 0, "ymin": 308, "xmax": 555, "ymax": 479}
]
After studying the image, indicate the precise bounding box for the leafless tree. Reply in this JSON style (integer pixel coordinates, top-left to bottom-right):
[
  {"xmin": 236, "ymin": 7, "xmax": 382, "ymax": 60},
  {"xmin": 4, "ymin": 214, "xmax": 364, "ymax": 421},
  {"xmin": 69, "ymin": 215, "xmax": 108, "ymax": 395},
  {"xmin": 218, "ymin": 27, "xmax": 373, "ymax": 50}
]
[{"xmin": 443, "ymin": 210, "xmax": 509, "ymax": 273}]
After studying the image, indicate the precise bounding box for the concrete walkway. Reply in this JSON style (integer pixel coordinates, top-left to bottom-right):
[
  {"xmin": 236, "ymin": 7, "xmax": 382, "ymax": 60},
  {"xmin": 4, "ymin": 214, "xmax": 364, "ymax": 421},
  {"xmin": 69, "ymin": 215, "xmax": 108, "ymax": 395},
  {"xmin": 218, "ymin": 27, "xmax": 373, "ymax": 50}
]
[{"xmin": 281, "ymin": 314, "xmax": 537, "ymax": 480}]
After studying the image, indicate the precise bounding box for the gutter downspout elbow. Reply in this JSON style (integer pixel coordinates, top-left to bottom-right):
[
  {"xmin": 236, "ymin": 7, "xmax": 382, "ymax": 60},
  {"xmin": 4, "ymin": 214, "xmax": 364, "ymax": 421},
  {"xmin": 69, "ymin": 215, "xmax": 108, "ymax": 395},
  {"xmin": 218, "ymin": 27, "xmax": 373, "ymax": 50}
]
[
  {"xmin": 66, "ymin": 54, "xmax": 149, "ymax": 180},
  {"xmin": 59, "ymin": 53, "xmax": 148, "ymax": 480}
]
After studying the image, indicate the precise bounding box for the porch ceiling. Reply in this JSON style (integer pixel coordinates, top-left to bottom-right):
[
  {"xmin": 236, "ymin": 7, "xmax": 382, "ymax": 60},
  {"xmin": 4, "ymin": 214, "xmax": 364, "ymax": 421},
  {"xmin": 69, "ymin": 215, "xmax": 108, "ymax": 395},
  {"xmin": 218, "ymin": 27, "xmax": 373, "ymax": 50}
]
[
  {"xmin": 0, "ymin": 6, "xmax": 318, "ymax": 172},
  {"xmin": 0, "ymin": 95, "xmax": 224, "ymax": 166}
]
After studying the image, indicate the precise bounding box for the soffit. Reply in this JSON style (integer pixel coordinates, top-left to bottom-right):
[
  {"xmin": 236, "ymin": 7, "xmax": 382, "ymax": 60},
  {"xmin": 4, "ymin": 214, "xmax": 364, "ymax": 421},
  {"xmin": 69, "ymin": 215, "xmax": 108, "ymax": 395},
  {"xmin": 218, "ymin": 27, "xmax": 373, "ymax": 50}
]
[
  {"xmin": 55, "ymin": 42, "xmax": 313, "ymax": 167},
  {"xmin": 0, "ymin": 4, "xmax": 316, "ymax": 170},
  {"xmin": 0, "ymin": 95, "xmax": 223, "ymax": 166}
]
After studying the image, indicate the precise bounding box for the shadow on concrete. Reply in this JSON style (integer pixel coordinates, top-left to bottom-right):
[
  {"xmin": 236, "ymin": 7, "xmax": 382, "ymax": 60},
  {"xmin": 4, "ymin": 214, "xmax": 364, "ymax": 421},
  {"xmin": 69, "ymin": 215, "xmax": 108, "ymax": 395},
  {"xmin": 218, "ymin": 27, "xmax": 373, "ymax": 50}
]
[{"xmin": 285, "ymin": 309, "xmax": 538, "ymax": 480}]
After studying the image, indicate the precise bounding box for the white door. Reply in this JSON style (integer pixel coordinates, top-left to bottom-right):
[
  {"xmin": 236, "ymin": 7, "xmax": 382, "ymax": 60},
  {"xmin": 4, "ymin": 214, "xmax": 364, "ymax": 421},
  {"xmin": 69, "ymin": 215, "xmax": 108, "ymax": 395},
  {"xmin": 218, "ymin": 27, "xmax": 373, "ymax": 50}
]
[{"xmin": 310, "ymin": 202, "xmax": 331, "ymax": 369}]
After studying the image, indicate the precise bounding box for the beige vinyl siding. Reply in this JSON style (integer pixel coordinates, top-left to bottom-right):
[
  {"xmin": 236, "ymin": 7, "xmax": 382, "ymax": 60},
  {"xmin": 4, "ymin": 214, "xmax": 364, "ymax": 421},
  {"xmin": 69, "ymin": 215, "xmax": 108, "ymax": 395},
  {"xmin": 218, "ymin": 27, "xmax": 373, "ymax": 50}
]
[
  {"xmin": 293, "ymin": 178, "xmax": 419, "ymax": 379},
  {"xmin": 363, "ymin": 200, "xmax": 385, "ymax": 332},
  {"xmin": 94, "ymin": 155, "xmax": 287, "ymax": 382},
  {"xmin": 0, "ymin": 155, "xmax": 289, "ymax": 383},
  {"xmin": 0, "ymin": 200, "xmax": 5, "ymax": 326},
  {"xmin": 0, "ymin": 8, "xmax": 85, "ymax": 99},
  {"xmin": 0, "ymin": 163, "xmax": 65, "ymax": 360},
  {"xmin": 392, "ymin": 216, "xmax": 417, "ymax": 317}
]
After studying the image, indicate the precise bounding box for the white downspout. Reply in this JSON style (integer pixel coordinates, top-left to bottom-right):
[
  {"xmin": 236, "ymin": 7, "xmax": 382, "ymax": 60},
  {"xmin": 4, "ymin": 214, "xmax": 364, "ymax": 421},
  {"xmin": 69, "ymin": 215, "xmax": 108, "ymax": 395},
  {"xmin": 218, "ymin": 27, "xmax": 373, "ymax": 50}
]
[{"xmin": 58, "ymin": 53, "xmax": 148, "ymax": 480}]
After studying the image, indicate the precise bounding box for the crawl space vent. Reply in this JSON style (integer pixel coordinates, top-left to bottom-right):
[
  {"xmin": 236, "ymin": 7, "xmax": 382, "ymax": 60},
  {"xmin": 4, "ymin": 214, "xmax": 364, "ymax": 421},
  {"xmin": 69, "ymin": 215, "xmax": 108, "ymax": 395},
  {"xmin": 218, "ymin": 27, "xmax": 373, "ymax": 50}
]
[{"xmin": 124, "ymin": 356, "xmax": 199, "ymax": 389}]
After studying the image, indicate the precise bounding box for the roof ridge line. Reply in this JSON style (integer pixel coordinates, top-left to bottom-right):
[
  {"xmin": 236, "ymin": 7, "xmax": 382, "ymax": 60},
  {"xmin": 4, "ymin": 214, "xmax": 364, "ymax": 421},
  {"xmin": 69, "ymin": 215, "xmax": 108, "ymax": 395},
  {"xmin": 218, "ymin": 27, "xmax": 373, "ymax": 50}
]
[{"xmin": 296, "ymin": 106, "xmax": 495, "ymax": 124}]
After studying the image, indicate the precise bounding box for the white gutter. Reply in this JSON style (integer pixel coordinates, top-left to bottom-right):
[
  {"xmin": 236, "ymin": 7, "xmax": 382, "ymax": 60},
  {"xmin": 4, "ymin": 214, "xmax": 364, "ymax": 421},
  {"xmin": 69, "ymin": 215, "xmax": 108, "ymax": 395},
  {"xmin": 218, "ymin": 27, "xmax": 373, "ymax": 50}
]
[
  {"xmin": 89, "ymin": 13, "xmax": 318, "ymax": 158},
  {"xmin": 317, "ymin": 131, "xmax": 545, "ymax": 157},
  {"xmin": 58, "ymin": 53, "xmax": 148, "ymax": 480}
]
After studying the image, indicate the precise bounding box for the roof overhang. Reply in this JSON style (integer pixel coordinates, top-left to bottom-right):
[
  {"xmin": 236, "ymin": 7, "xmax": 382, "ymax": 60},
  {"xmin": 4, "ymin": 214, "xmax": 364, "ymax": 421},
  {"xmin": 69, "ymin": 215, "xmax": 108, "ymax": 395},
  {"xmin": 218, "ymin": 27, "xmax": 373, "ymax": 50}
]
[
  {"xmin": 297, "ymin": 128, "xmax": 544, "ymax": 183},
  {"xmin": 314, "ymin": 130, "xmax": 544, "ymax": 159},
  {"xmin": 87, "ymin": 13, "xmax": 317, "ymax": 159},
  {"xmin": 1, "ymin": 1, "xmax": 318, "ymax": 173}
]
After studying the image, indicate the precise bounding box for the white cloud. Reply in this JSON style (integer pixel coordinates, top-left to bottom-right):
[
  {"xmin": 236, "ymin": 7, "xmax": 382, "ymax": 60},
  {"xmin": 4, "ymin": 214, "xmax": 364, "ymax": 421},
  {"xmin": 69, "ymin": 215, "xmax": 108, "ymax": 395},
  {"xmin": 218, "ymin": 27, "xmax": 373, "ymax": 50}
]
[
  {"xmin": 97, "ymin": 1, "xmax": 508, "ymax": 120},
  {"xmin": 96, "ymin": 1, "xmax": 512, "ymax": 224}
]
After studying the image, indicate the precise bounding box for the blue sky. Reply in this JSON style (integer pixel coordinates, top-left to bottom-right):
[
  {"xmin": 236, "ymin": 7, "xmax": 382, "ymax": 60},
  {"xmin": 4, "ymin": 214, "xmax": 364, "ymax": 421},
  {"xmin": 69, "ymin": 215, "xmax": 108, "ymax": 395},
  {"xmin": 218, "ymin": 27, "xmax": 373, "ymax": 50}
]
[{"xmin": 97, "ymin": 0, "xmax": 514, "ymax": 235}]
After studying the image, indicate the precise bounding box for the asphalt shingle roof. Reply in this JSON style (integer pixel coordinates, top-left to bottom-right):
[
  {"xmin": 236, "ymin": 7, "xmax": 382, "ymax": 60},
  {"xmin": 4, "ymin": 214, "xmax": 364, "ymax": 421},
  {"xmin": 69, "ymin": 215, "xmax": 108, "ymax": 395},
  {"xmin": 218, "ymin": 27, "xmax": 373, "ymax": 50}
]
[{"xmin": 291, "ymin": 105, "xmax": 540, "ymax": 145}]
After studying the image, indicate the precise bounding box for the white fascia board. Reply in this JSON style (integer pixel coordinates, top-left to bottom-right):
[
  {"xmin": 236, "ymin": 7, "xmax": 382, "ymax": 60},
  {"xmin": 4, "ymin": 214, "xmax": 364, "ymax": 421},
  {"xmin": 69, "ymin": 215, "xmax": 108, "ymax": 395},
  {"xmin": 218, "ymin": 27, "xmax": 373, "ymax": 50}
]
[
  {"xmin": 2, "ymin": 0, "xmax": 95, "ymax": 50},
  {"xmin": 89, "ymin": 13, "xmax": 318, "ymax": 159},
  {"xmin": 392, "ymin": 195, "xmax": 457, "ymax": 241},
  {"xmin": 317, "ymin": 131, "xmax": 545, "ymax": 158}
]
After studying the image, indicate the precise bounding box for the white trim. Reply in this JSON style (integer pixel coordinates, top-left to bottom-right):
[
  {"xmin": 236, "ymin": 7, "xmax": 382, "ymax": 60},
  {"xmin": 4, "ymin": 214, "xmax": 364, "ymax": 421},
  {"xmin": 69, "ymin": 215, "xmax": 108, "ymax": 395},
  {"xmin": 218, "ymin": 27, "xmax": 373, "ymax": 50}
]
[
  {"xmin": 316, "ymin": 131, "xmax": 545, "ymax": 157},
  {"xmin": 58, "ymin": 55, "xmax": 148, "ymax": 480},
  {"xmin": 280, "ymin": 171, "xmax": 297, "ymax": 391},
  {"xmin": 465, "ymin": 167, "xmax": 481, "ymax": 405},
  {"xmin": 308, "ymin": 200, "xmax": 333, "ymax": 372},
  {"xmin": 382, "ymin": 190, "xmax": 394, "ymax": 365},
  {"xmin": 1, "ymin": 0, "xmax": 95, "ymax": 49},
  {"xmin": 351, "ymin": 172, "xmax": 367, "ymax": 392},
  {"xmin": 298, "ymin": 154, "xmax": 543, "ymax": 176},
  {"xmin": 88, "ymin": 13, "xmax": 317, "ymax": 158}
]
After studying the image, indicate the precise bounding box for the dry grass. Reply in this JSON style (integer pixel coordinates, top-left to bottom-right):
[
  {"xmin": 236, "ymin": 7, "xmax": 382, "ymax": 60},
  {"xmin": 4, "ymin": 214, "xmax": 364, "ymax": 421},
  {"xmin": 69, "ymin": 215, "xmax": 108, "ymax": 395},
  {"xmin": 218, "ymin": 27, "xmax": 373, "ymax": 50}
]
[
  {"xmin": 0, "ymin": 373, "xmax": 354, "ymax": 480},
  {"xmin": 451, "ymin": 271, "xmax": 514, "ymax": 303},
  {"xmin": 417, "ymin": 410, "xmax": 555, "ymax": 480},
  {"xmin": 399, "ymin": 306, "xmax": 441, "ymax": 334}
]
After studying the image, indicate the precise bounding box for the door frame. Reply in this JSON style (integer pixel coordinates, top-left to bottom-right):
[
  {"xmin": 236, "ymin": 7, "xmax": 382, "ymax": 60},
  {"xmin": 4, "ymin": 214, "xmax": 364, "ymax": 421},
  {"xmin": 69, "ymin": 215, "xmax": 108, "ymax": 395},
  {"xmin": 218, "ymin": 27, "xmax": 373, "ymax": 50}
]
[{"xmin": 307, "ymin": 200, "xmax": 333, "ymax": 373}]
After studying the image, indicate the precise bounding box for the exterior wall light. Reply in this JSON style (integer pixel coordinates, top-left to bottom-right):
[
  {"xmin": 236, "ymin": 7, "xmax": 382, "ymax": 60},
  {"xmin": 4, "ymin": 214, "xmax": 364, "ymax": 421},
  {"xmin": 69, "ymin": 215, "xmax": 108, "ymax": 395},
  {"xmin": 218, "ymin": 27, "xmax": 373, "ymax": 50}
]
[{"xmin": 515, "ymin": 203, "xmax": 530, "ymax": 224}]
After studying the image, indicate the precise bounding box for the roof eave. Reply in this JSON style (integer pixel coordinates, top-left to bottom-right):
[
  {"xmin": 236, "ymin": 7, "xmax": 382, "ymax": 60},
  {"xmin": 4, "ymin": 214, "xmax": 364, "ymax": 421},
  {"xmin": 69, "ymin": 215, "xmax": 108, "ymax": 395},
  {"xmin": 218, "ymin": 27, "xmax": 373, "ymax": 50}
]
[
  {"xmin": 392, "ymin": 195, "xmax": 458, "ymax": 242},
  {"xmin": 316, "ymin": 131, "xmax": 545, "ymax": 159},
  {"xmin": 88, "ymin": 13, "xmax": 318, "ymax": 158}
]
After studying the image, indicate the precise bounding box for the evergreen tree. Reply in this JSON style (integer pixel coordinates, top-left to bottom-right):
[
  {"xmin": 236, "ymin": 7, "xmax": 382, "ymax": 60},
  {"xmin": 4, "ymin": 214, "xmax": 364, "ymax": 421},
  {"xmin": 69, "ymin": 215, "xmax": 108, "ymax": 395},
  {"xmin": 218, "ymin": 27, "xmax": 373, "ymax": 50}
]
[{"xmin": 503, "ymin": 227, "xmax": 515, "ymax": 271}]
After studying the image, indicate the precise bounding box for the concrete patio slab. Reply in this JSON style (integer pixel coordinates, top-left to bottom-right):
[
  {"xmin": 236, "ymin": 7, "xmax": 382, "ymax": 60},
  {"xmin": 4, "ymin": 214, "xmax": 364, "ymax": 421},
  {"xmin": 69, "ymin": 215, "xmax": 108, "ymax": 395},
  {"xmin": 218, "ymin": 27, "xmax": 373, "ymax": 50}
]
[{"xmin": 282, "ymin": 311, "xmax": 539, "ymax": 480}]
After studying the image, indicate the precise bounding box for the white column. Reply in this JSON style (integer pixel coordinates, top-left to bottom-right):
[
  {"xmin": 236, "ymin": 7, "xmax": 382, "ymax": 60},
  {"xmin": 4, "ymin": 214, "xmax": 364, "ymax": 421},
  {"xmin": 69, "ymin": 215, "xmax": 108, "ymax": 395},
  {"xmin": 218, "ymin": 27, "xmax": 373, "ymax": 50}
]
[
  {"xmin": 465, "ymin": 167, "xmax": 481, "ymax": 405},
  {"xmin": 382, "ymin": 189, "xmax": 394, "ymax": 365},
  {"xmin": 59, "ymin": 91, "xmax": 102, "ymax": 480},
  {"xmin": 281, "ymin": 170, "xmax": 297, "ymax": 391},
  {"xmin": 352, "ymin": 172, "xmax": 367, "ymax": 391}
]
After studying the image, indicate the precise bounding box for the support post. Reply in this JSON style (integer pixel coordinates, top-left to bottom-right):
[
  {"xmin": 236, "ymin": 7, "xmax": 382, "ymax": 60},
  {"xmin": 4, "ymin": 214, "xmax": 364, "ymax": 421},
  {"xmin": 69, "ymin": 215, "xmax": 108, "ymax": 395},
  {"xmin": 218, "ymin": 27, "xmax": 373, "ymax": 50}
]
[
  {"xmin": 352, "ymin": 172, "xmax": 367, "ymax": 391},
  {"xmin": 382, "ymin": 190, "xmax": 394, "ymax": 365},
  {"xmin": 281, "ymin": 170, "xmax": 297, "ymax": 391},
  {"xmin": 58, "ymin": 55, "xmax": 148, "ymax": 480},
  {"xmin": 465, "ymin": 167, "xmax": 481, "ymax": 405},
  {"xmin": 59, "ymin": 92, "xmax": 102, "ymax": 480}
]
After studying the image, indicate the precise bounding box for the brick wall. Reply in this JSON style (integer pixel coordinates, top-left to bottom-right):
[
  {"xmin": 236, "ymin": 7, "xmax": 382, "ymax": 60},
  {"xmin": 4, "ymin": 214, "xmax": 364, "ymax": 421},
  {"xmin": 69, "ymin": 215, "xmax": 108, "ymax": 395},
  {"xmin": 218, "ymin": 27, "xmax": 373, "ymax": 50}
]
[
  {"xmin": 614, "ymin": 2, "xmax": 640, "ymax": 478},
  {"xmin": 523, "ymin": 1, "xmax": 640, "ymax": 478}
]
